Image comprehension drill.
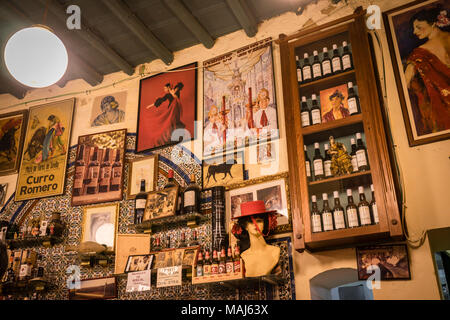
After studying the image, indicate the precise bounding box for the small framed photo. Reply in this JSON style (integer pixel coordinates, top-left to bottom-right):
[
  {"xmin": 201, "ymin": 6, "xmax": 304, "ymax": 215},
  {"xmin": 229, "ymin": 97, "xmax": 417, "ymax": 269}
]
[
  {"xmin": 143, "ymin": 186, "xmax": 179, "ymax": 221},
  {"xmin": 127, "ymin": 154, "xmax": 159, "ymax": 199},
  {"xmin": 153, "ymin": 250, "xmax": 175, "ymax": 269},
  {"xmin": 0, "ymin": 110, "xmax": 27, "ymax": 176},
  {"xmin": 68, "ymin": 277, "xmax": 117, "ymax": 300},
  {"xmin": 320, "ymin": 84, "xmax": 350, "ymax": 123},
  {"xmin": 356, "ymin": 244, "xmax": 411, "ymax": 280},
  {"xmin": 182, "ymin": 247, "xmax": 199, "ymax": 266},
  {"xmin": 202, "ymin": 151, "xmax": 245, "ymax": 189},
  {"xmin": 114, "ymin": 233, "xmax": 151, "ymax": 275},
  {"xmin": 81, "ymin": 203, "xmax": 119, "ymax": 252},
  {"xmin": 124, "ymin": 254, "xmax": 154, "ymax": 273}
]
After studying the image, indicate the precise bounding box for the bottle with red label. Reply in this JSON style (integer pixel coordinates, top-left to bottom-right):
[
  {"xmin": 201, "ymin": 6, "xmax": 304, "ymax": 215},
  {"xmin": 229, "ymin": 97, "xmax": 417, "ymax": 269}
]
[
  {"xmin": 225, "ymin": 246, "xmax": 234, "ymax": 274},
  {"xmin": 203, "ymin": 250, "xmax": 211, "ymax": 276},
  {"xmin": 218, "ymin": 247, "xmax": 226, "ymax": 274},
  {"xmin": 233, "ymin": 245, "xmax": 241, "ymax": 273},
  {"xmin": 211, "ymin": 249, "xmax": 219, "ymax": 275}
]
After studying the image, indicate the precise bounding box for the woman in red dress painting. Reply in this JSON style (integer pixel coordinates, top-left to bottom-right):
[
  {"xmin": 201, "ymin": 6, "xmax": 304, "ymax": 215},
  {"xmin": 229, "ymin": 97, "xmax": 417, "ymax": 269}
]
[{"xmin": 404, "ymin": 6, "xmax": 450, "ymax": 136}]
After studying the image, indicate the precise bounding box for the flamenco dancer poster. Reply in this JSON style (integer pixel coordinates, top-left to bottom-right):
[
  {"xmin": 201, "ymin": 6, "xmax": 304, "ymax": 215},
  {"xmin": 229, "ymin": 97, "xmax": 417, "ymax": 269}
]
[
  {"xmin": 137, "ymin": 63, "xmax": 197, "ymax": 152},
  {"xmin": 203, "ymin": 38, "xmax": 278, "ymax": 157},
  {"xmin": 384, "ymin": 0, "xmax": 450, "ymax": 146}
]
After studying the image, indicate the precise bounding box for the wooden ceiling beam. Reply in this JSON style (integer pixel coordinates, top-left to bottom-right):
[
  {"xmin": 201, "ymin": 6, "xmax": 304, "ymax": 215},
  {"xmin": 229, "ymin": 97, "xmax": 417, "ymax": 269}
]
[
  {"xmin": 100, "ymin": 0, "xmax": 174, "ymax": 65},
  {"xmin": 225, "ymin": 0, "xmax": 258, "ymax": 37},
  {"xmin": 163, "ymin": 0, "xmax": 215, "ymax": 49},
  {"xmin": 36, "ymin": 0, "xmax": 135, "ymax": 75}
]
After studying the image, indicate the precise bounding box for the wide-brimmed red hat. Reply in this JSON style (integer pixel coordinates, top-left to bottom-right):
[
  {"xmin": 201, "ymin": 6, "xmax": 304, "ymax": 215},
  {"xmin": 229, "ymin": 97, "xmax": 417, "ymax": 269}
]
[{"xmin": 231, "ymin": 200, "xmax": 279, "ymax": 237}]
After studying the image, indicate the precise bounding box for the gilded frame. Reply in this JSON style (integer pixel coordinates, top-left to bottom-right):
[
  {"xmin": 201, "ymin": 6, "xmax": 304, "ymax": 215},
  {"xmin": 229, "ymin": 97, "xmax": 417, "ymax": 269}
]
[
  {"xmin": 81, "ymin": 203, "xmax": 119, "ymax": 252},
  {"xmin": 126, "ymin": 154, "xmax": 159, "ymax": 199}
]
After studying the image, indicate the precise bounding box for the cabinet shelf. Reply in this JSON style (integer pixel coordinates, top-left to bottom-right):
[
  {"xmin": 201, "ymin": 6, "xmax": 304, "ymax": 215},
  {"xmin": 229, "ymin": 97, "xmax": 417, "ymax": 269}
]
[
  {"xmin": 299, "ymin": 69, "xmax": 355, "ymax": 90},
  {"xmin": 301, "ymin": 114, "xmax": 363, "ymax": 137},
  {"xmin": 133, "ymin": 212, "xmax": 210, "ymax": 234},
  {"xmin": 6, "ymin": 235, "xmax": 64, "ymax": 249}
]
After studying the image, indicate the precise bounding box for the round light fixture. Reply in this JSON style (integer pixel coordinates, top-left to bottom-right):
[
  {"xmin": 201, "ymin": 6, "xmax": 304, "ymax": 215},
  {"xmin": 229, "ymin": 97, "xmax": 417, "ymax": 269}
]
[{"xmin": 4, "ymin": 25, "xmax": 68, "ymax": 88}]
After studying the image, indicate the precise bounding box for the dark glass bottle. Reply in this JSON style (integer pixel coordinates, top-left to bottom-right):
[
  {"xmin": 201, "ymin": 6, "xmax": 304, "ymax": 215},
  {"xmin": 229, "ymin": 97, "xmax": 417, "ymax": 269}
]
[
  {"xmin": 153, "ymin": 236, "xmax": 162, "ymax": 252},
  {"xmin": 341, "ymin": 41, "xmax": 353, "ymax": 71},
  {"xmin": 355, "ymin": 133, "xmax": 370, "ymax": 171},
  {"xmin": 350, "ymin": 138, "xmax": 359, "ymax": 173},
  {"xmin": 189, "ymin": 229, "xmax": 199, "ymax": 246},
  {"xmin": 324, "ymin": 143, "xmax": 333, "ymax": 178},
  {"xmin": 226, "ymin": 246, "xmax": 234, "ymax": 274},
  {"xmin": 295, "ymin": 55, "xmax": 303, "ymax": 83},
  {"xmin": 179, "ymin": 231, "xmax": 186, "ymax": 248},
  {"xmin": 321, "ymin": 193, "xmax": 334, "ymax": 232},
  {"xmin": 218, "ymin": 247, "xmax": 226, "ymax": 274},
  {"xmin": 183, "ymin": 174, "xmax": 201, "ymax": 215},
  {"xmin": 346, "ymin": 189, "xmax": 360, "ymax": 228},
  {"xmin": 313, "ymin": 142, "xmax": 324, "ymax": 181},
  {"xmin": 302, "ymin": 53, "xmax": 312, "ymax": 83},
  {"xmin": 73, "ymin": 144, "xmax": 86, "ymax": 197},
  {"xmin": 304, "ymin": 145, "xmax": 312, "ymax": 182},
  {"xmin": 312, "ymin": 50, "xmax": 322, "ymax": 80},
  {"xmin": 310, "ymin": 94, "xmax": 321, "ymax": 125},
  {"xmin": 98, "ymin": 148, "xmax": 112, "ymax": 193},
  {"xmin": 311, "ymin": 195, "xmax": 322, "ymax": 233},
  {"xmin": 134, "ymin": 179, "xmax": 147, "ymax": 225},
  {"xmin": 358, "ymin": 186, "xmax": 372, "ymax": 226},
  {"xmin": 165, "ymin": 170, "xmax": 182, "ymax": 215},
  {"xmin": 331, "ymin": 43, "xmax": 342, "ymax": 74},
  {"xmin": 165, "ymin": 234, "xmax": 172, "ymax": 249},
  {"xmin": 370, "ymin": 184, "xmax": 379, "ymax": 225},
  {"xmin": 347, "ymin": 82, "xmax": 360, "ymax": 115},
  {"xmin": 110, "ymin": 149, "xmax": 122, "ymax": 191},
  {"xmin": 196, "ymin": 251, "xmax": 203, "ymax": 277},
  {"xmin": 6, "ymin": 255, "xmax": 16, "ymax": 282},
  {"xmin": 300, "ymin": 96, "xmax": 311, "ymax": 128},
  {"xmin": 321, "ymin": 47, "xmax": 332, "ymax": 77},
  {"xmin": 86, "ymin": 147, "xmax": 100, "ymax": 194},
  {"xmin": 332, "ymin": 191, "xmax": 346, "ymax": 230}
]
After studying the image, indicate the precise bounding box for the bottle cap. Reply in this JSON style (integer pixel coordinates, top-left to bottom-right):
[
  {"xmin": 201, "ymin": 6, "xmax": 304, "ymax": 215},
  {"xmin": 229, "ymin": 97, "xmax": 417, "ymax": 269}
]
[
  {"xmin": 324, "ymin": 143, "xmax": 329, "ymax": 150},
  {"xmin": 311, "ymin": 195, "xmax": 317, "ymax": 202},
  {"xmin": 351, "ymin": 138, "xmax": 356, "ymax": 144},
  {"xmin": 314, "ymin": 142, "xmax": 319, "ymax": 148},
  {"xmin": 348, "ymin": 82, "xmax": 353, "ymax": 88},
  {"xmin": 346, "ymin": 189, "xmax": 353, "ymax": 196},
  {"xmin": 304, "ymin": 53, "xmax": 309, "ymax": 58},
  {"xmin": 358, "ymin": 186, "xmax": 364, "ymax": 193},
  {"xmin": 333, "ymin": 191, "xmax": 339, "ymax": 198},
  {"xmin": 313, "ymin": 50, "xmax": 318, "ymax": 56},
  {"xmin": 302, "ymin": 96, "xmax": 306, "ymax": 102},
  {"xmin": 323, "ymin": 47, "xmax": 328, "ymax": 52},
  {"xmin": 371, "ymin": 184, "xmax": 374, "ymax": 191},
  {"xmin": 343, "ymin": 41, "xmax": 348, "ymax": 46},
  {"xmin": 322, "ymin": 193, "xmax": 328, "ymax": 200},
  {"xmin": 311, "ymin": 94, "xmax": 317, "ymax": 99},
  {"xmin": 168, "ymin": 170, "xmax": 174, "ymax": 178},
  {"xmin": 332, "ymin": 44, "xmax": 337, "ymax": 49},
  {"xmin": 356, "ymin": 132, "xmax": 362, "ymax": 139}
]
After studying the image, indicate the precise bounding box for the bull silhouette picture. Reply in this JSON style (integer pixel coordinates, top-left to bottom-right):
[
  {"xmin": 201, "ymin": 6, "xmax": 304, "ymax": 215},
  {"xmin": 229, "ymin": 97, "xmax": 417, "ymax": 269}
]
[
  {"xmin": 205, "ymin": 159, "xmax": 237, "ymax": 184},
  {"xmin": 23, "ymin": 127, "xmax": 47, "ymax": 161}
]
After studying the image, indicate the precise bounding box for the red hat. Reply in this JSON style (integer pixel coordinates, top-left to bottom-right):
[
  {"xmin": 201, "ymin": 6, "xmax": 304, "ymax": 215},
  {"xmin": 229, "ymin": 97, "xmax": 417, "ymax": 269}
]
[{"xmin": 232, "ymin": 200, "xmax": 277, "ymax": 219}]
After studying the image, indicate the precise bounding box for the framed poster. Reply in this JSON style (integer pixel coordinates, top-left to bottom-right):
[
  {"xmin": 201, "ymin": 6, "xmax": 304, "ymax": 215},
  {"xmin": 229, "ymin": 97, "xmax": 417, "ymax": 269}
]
[
  {"xmin": 203, "ymin": 38, "xmax": 278, "ymax": 157},
  {"xmin": 384, "ymin": 0, "xmax": 450, "ymax": 146},
  {"xmin": 320, "ymin": 84, "xmax": 350, "ymax": 123},
  {"xmin": 356, "ymin": 244, "xmax": 411, "ymax": 280},
  {"xmin": 68, "ymin": 277, "xmax": 117, "ymax": 300},
  {"xmin": 81, "ymin": 203, "xmax": 119, "ymax": 252},
  {"xmin": 127, "ymin": 154, "xmax": 159, "ymax": 199},
  {"xmin": 137, "ymin": 62, "xmax": 197, "ymax": 152},
  {"xmin": 15, "ymin": 99, "xmax": 74, "ymax": 201},
  {"xmin": 114, "ymin": 233, "xmax": 151, "ymax": 275},
  {"xmin": 72, "ymin": 129, "xmax": 126, "ymax": 206},
  {"xmin": 202, "ymin": 152, "xmax": 245, "ymax": 189},
  {"xmin": 90, "ymin": 91, "xmax": 127, "ymax": 127},
  {"xmin": 0, "ymin": 109, "xmax": 28, "ymax": 176}
]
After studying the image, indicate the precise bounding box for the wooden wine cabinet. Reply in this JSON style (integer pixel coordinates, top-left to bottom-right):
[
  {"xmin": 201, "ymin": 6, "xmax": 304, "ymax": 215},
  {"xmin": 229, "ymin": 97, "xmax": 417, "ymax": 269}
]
[{"xmin": 278, "ymin": 8, "xmax": 403, "ymax": 252}]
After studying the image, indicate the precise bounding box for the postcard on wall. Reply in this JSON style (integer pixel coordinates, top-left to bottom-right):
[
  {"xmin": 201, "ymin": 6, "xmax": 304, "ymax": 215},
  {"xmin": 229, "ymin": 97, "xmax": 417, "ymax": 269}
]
[
  {"xmin": 72, "ymin": 129, "xmax": 126, "ymax": 206},
  {"xmin": 0, "ymin": 110, "xmax": 28, "ymax": 176},
  {"xmin": 203, "ymin": 38, "xmax": 278, "ymax": 157},
  {"xmin": 15, "ymin": 99, "xmax": 74, "ymax": 202},
  {"xmin": 90, "ymin": 91, "xmax": 127, "ymax": 127}
]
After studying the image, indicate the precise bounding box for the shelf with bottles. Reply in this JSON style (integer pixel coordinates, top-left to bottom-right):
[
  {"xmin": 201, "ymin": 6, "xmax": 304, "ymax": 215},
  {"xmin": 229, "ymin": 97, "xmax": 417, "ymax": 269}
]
[
  {"xmin": 0, "ymin": 278, "xmax": 53, "ymax": 296},
  {"xmin": 133, "ymin": 212, "xmax": 210, "ymax": 234},
  {"xmin": 6, "ymin": 235, "xmax": 64, "ymax": 249}
]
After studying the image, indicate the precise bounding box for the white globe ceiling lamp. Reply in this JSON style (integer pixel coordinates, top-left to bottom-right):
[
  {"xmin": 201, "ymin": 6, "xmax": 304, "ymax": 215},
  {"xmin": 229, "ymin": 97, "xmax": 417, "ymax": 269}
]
[{"xmin": 4, "ymin": 25, "xmax": 68, "ymax": 88}]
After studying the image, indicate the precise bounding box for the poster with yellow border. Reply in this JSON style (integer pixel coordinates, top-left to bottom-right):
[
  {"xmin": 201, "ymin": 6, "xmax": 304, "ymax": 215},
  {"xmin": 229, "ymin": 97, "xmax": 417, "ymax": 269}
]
[{"xmin": 15, "ymin": 99, "xmax": 75, "ymax": 201}]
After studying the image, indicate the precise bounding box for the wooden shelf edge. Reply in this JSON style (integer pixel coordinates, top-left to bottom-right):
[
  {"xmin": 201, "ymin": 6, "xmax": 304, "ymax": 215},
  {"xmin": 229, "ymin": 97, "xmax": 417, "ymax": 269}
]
[
  {"xmin": 308, "ymin": 170, "xmax": 371, "ymax": 186},
  {"xmin": 299, "ymin": 69, "xmax": 355, "ymax": 90},
  {"xmin": 301, "ymin": 114, "xmax": 363, "ymax": 136}
]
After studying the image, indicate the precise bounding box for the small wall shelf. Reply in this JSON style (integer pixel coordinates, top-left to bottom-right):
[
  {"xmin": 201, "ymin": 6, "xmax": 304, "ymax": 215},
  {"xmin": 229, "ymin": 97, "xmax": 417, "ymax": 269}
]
[
  {"xmin": 133, "ymin": 212, "xmax": 210, "ymax": 234},
  {"xmin": 6, "ymin": 235, "xmax": 64, "ymax": 249}
]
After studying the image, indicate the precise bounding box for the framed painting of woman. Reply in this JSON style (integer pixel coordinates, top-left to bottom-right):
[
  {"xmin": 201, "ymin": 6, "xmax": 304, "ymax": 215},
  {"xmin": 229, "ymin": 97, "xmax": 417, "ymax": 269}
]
[{"xmin": 384, "ymin": 0, "xmax": 450, "ymax": 146}]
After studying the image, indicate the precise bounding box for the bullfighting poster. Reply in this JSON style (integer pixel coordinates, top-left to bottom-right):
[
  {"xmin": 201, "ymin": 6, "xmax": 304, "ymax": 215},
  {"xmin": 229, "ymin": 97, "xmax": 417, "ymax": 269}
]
[
  {"xmin": 203, "ymin": 38, "xmax": 278, "ymax": 157},
  {"xmin": 15, "ymin": 99, "xmax": 74, "ymax": 201}
]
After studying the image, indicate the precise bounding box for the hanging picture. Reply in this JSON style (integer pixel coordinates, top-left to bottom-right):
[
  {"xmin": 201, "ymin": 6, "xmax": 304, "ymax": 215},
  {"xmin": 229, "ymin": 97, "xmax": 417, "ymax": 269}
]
[
  {"xmin": 0, "ymin": 110, "xmax": 28, "ymax": 176},
  {"xmin": 202, "ymin": 152, "xmax": 244, "ymax": 189},
  {"xmin": 90, "ymin": 91, "xmax": 127, "ymax": 127},
  {"xmin": 114, "ymin": 233, "xmax": 151, "ymax": 275},
  {"xmin": 72, "ymin": 129, "xmax": 126, "ymax": 206},
  {"xmin": 81, "ymin": 203, "xmax": 119, "ymax": 252},
  {"xmin": 356, "ymin": 244, "xmax": 411, "ymax": 280},
  {"xmin": 136, "ymin": 62, "xmax": 197, "ymax": 152},
  {"xmin": 320, "ymin": 84, "xmax": 351, "ymax": 123},
  {"xmin": 15, "ymin": 99, "xmax": 74, "ymax": 202},
  {"xmin": 384, "ymin": 0, "xmax": 450, "ymax": 146},
  {"xmin": 203, "ymin": 38, "xmax": 278, "ymax": 157},
  {"xmin": 127, "ymin": 154, "xmax": 159, "ymax": 199}
]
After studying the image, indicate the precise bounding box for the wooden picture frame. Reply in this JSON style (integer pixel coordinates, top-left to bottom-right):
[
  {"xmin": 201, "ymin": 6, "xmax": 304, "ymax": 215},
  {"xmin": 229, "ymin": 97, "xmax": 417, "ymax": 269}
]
[
  {"xmin": 81, "ymin": 203, "xmax": 119, "ymax": 252},
  {"xmin": 72, "ymin": 128, "xmax": 127, "ymax": 206},
  {"xmin": 68, "ymin": 276, "xmax": 117, "ymax": 300},
  {"xmin": 383, "ymin": 0, "xmax": 450, "ymax": 146},
  {"xmin": 136, "ymin": 62, "xmax": 197, "ymax": 152},
  {"xmin": 114, "ymin": 233, "xmax": 151, "ymax": 275},
  {"xmin": 202, "ymin": 151, "xmax": 245, "ymax": 189},
  {"xmin": 127, "ymin": 154, "xmax": 159, "ymax": 199},
  {"xmin": 124, "ymin": 254, "xmax": 154, "ymax": 273},
  {"xmin": 143, "ymin": 186, "xmax": 179, "ymax": 221},
  {"xmin": 356, "ymin": 244, "xmax": 411, "ymax": 280},
  {"xmin": 15, "ymin": 99, "xmax": 74, "ymax": 201},
  {"xmin": 0, "ymin": 109, "xmax": 28, "ymax": 176}
]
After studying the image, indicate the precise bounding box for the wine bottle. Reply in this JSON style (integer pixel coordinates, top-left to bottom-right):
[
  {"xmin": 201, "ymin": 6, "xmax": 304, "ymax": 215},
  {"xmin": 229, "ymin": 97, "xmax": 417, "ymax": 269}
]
[
  {"xmin": 233, "ymin": 245, "xmax": 241, "ymax": 273},
  {"xmin": 312, "ymin": 50, "xmax": 322, "ymax": 80},
  {"xmin": 196, "ymin": 251, "xmax": 204, "ymax": 277},
  {"xmin": 6, "ymin": 255, "xmax": 16, "ymax": 283},
  {"xmin": 165, "ymin": 234, "xmax": 172, "ymax": 249},
  {"xmin": 179, "ymin": 231, "xmax": 186, "ymax": 248},
  {"xmin": 110, "ymin": 149, "xmax": 122, "ymax": 191},
  {"xmin": 300, "ymin": 96, "xmax": 311, "ymax": 127},
  {"xmin": 165, "ymin": 170, "xmax": 182, "ymax": 215},
  {"xmin": 304, "ymin": 145, "xmax": 312, "ymax": 182},
  {"xmin": 321, "ymin": 47, "xmax": 332, "ymax": 77},
  {"xmin": 211, "ymin": 250, "xmax": 219, "ymax": 275},
  {"xmin": 332, "ymin": 191, "xmax": 346, "ymax": 230},
  {"xmin": 153, "ymin": 236, "xmax": 162, "ymax": 252},
  {"xmin": 331, "ymin": 44, "xmax": 342, "ymax": 74},
  {"xmin": 324, "ymin": 143, "xmax": 333, "ymax": 178},
  {"xmin": 203, "ymin": 250, "xmax": 211, "ymax": 276},
  {"xmin": 134, "ymin": 179, "xmax": 147, "ymax": 225},
  {"xmin": 218, "ymin": 247, "xmax": 226, "ymax": 274},
  {"xmin": 370, "ymin": 184, "xmax": 379, "ymax": 225},
  {"xmin": 98, "ymin": 148, "xmax": 112, "ymax": 193},
  {"xmin": 311, "ymin": 195, "xmax": 322, "ymax": 233},
  {"xmin": 355, "ymin": 133, "xmax": 370, "ymax": 171},
  {"xmin": 86, "ymin": 147, "xmax": 100, "ymax": 194},
  {"xmin": 226, "ymin": 246, "xmax": 234, "ymax": 274},
  {"xmin": 189, "ymin": 229, "xmax": 199, "ymax": 246},
  {"xmin": 341, "ymin": 41, "xmax": 353, "ymax": 71},
  {"xmin": 322, "ymin": 193, "xmax": 334, "ymax": 232},
  {"xmin": 302, "ymin": 53, "xmax": 312, "ymax": 83},
  {"xmin": 310, "ymin": 94, "xmax": 321, "ymax": 125},
  {"xmin": 73, "ymin": 144, "xmax": 86, "ymax": 197},
  {"xmin": 183, "ymin": 174, "xmax": 201, "ymax": 215},
  {"xmin": 313, "ymin": 142, "xmax": 324, "ymax": 181},
  {"xmin": 347, "ymin": 82, "xmax": 360, "ymax": 115},
  {"xmin": 295, "ymin": 55, "xmax": 303, "ymax": 83},
  {"xmin": 346, "ymin": 189, "xmax": 360, "ymax": 228},
  {"xmin": 350, "ymin": 138, "xmax": 359, "ymax": 173},
  {"xmin": 358, "ymin": 186, "xmax": 372, "ymax": 226}
]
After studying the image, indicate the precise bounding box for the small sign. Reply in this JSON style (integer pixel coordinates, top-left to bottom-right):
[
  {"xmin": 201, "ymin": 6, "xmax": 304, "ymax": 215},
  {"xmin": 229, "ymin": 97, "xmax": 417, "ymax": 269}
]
[
  {"xmin": 156, "ymin": 266, "xmax": 182, "ymax": 288},
  {"xmin": 126, "ymin": 270, "xmax": 151, "ymax": 293}
]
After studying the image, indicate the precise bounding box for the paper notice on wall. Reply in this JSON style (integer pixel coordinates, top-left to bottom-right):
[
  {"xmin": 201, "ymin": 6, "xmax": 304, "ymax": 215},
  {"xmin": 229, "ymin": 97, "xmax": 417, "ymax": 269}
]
[
  {"xmin": 126, "ymin": 270, "xmax": 151, "ymax": 292},
  {"xmin": 156, "ymin": 266, "xmax": 182, "ymax": 288}
]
